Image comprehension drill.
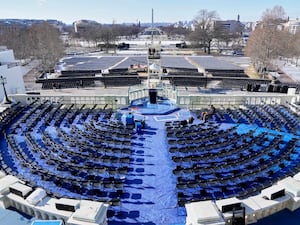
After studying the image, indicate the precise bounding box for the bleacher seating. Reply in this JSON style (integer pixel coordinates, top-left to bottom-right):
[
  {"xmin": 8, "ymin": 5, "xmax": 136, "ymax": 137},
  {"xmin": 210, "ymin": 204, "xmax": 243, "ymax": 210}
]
[
  {"xmin": 101, "ymin": 75, "xmax": 142, "ymax": 87},
  {"xmin": 0, "ymin": 101, "xmax": 299, "ymax": 224},
  {"xmin": 165, "ymin": 104, "xmax": 300, "ymax": 207},
  {"xmin": 41, "ymin": 80, "xmax": 95, "ymax": 89},
  {"xmin": 207, "ymin": 69, "xmax": 248, "ymax": 78}
]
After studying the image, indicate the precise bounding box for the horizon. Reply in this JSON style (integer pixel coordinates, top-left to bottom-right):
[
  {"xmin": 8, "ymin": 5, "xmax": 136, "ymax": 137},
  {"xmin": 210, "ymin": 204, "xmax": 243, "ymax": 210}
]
[{"xmin": 0, "ymin": 0, "xmax": 299, "ymax": 25}]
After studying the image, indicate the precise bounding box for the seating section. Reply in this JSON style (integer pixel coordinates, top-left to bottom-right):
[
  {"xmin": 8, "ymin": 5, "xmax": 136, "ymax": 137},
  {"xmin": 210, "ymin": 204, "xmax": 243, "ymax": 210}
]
[
  {"xmin": 223, "ymin": 104, "xmax": 300, "ymax": 134},
  {"xmin": 168, "ymin": 76, "xmax": 206, "ymax": 87},
  {"xmin": 0, "ymin": 101, "xmax": 299, "ymax": 223},
  {"xmin": 166, "ymin": 104, "xmax": 300, "ymax": 207},
  {"xmin": 101, "ymin": 75, "xmax": 142, "ymax": 87},
  {"xmin": 207, "ymin": 69, "xmax": 248, "ymax": 78},
  {"xmin": 41, "ymin": 80, "xmax": 95, "ymax": 89},
  {"xmin": 0, "ymin": 102, "xmax": 135, "ymax": 208}
]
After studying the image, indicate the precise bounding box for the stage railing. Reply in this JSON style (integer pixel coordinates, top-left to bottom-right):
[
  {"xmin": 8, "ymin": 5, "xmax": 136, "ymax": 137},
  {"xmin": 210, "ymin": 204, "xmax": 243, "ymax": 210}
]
[
  {"xmin": 128, "ymin": 84, "xmax": 177, "ymax": 103},
  {"xmin": 177, "ymin": 93, "xmax": 298, "ymax": 110},
  {"xmin": 11, "ymin": 94, "xmax": 129, "ymax": 110},
  {"xmin": 11, "ymin": 91, "xmax": 298, "ymax": 110}
]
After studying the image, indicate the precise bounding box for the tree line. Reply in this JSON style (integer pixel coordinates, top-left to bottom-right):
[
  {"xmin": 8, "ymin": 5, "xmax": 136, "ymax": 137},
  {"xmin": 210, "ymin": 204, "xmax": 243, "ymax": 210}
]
[
  {"xmin": 1, "ymin": 5, "xmax": 299, "ymax": 77},
  {"xmin": 71, "ymin": 22, "xmax": 191, "ymax": 51},
  {"xmin": 245, "ymin": 5, "xmax": 300, "ymax": 74},
  {"xmin": 188, "ymin": 9, "xmax": 243, "ymax": 54},
  {"xmin": 72, "ymin": 18, "xmax": 240, "ymax": 55},
  {"xmin": 0, "ymin": 22, "xmax": 65, "ymax": 72}
]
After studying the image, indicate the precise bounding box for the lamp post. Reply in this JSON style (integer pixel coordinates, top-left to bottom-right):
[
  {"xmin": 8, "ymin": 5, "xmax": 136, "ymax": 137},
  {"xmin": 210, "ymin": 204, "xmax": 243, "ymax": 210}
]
[{"xmin": 0, "ymin": 75, "xmax": 12, "ymax": 104}]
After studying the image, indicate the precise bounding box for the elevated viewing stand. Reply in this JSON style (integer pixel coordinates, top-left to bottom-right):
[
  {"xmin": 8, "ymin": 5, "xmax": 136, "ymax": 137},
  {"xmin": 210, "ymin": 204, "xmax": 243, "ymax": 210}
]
[
  {"xmin": 125, "ymin": 9, "xmax": 179, "ymax": 115},
  {"xmin": 126, "ymin": 41, "xmax": 179, "ymax": 115}
]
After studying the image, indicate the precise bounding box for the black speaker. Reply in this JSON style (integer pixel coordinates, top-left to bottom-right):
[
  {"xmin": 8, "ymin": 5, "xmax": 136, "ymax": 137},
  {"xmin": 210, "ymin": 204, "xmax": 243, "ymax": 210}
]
[
  {"xmin": 55, "ymin": 203, "xmax": 77, "ymax": 212},
  {"xmin": 253, "ymin": 84, "xmax": 260, "ymax": 92},
  {"xmin": 275, "ymin": 85, "xmax": 281, "ymax": 92},
  {"xmin": 281, "ymin": 85, "xmax": 288, "ymax": 93},
  {"xmin": 246, "ymin": 84, "xmax": 252, "ymax": 91},
  {"xmin": 222, "ymin": 203, "xmax": 242, "ymax": 213},
  {"xmin": 149, "ymin": 89, "xmax": 157, "ymax": 104},
  {"xmin": 267, "ymin": 85, "xmax": 274, "ymax": 92},
  {"xmin": 270, "ymin": 189, "xmax": 285, "ymax": 200}
]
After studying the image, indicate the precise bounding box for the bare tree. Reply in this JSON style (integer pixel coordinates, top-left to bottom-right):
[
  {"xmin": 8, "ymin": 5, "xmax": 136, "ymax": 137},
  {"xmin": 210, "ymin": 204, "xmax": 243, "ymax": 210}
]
[
  {"xmin": 262, "ymin": 5, "xmax": 287, "ymax": 23},
  {"xmin": 213, "ymin": 21, "xmax": 244, "ymax": 53},
  {"xmin": 245, "ymin": 25, "xmax": 281, "ymax": 73},
  {"xmin": 188, "ymin": 9, "xmax": 219, "ymax": 54},
  {"xmin": 75, "ymin": 24, "xmax": 118, "ymax": 52},
  {"xmin": 0, "ymin": 27, "xmax": 31, "ymax": 59},
  {"xmin": 83, "ymin": 25, "xmax": 102, "ymax": 47},
  {"xmin": 245, "ymin": 5, "xmax": 290, "ymax": 74},
  {"xmin": 279, "ymin": 30, "xmax": 295, "ymax": 58},
  {"xmin": 0, "ymin": 22, "xmax": 64, "ymax": 71},
  {"xmin": 214, "ymin": 23, "xmax": 232, "ymax": 45},
  {"xmin": 98, "ymin": 26, "xmax": 117, "ymax": 53},
  {"xmin": 29, "ymin": 22, "xmax": 65, "ymax": 72},
  {"xmin": 293, "ymin": 32, "xmax": 300, "ymax": 66},
  {"xmin": 160, "ymin": 24, "xmax": 191, "ymax": 37},
  {"xmin": 112, "ymin": 24, "xmax": 143, "ymax": 38}
]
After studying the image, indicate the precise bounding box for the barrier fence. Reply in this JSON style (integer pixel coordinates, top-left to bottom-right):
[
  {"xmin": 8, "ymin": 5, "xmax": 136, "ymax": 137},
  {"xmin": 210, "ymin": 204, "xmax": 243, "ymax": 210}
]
[{"xmin": 11, "ymin": 90, "xmax": 299, "ymax": 110}]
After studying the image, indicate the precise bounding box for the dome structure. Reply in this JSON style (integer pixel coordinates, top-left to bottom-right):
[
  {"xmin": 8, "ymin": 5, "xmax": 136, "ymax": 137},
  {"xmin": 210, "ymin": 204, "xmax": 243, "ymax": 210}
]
[{"xmin": 138, "ymin": 27, "xmax": 168, "ymax": 40}]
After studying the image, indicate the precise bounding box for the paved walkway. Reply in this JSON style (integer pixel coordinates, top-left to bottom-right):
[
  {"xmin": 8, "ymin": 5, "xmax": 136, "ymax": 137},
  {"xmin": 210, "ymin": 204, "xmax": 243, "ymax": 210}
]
[
  {"xmin": 21, "ymin": 60, "xmax": 43, "ymax": 91},
  {"xmin": 274, "ymin": 59, "xmax": 300, "ymax": 84}
]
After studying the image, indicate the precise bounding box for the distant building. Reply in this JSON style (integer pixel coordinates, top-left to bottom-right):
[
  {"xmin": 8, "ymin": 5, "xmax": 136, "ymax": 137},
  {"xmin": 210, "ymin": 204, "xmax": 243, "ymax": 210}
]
[
  {"xmin": 284, "ymin": 18, "xmax": 300, "ymax": 34},
  {"xmin": 0, "ymin": 47, "xmax": 26, "ymax": 102},
  {"xmin": 253, "ymin": 18, "xmax": 300, "ymax": 35},
  {"xmin": 243, "ymin": 21, "xmax": 257, "ymax": 32},
  {"xmin": 73, "ymin": 20, "xmax": 100, "ymax": 33},
  {"xmin": 214, "ymin": 18, "xmax": 244, "ymax": 34},
  {"xmin": 138, "ymin": 27, "xmax": 168, "ymax": 40},
  {"xmin": 0, "ymin": 20, "xmax": 25, "ymax": 33},
  {"xmin": 173, "ymin": 20, "xmax": 193, "ymax": 30}
]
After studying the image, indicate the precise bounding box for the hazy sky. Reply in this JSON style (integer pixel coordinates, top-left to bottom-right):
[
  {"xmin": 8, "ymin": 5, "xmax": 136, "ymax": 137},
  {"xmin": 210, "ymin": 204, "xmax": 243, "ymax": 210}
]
[{"xmin": 0, "ymin": 0, "xmax": 299, "ymax": 24}]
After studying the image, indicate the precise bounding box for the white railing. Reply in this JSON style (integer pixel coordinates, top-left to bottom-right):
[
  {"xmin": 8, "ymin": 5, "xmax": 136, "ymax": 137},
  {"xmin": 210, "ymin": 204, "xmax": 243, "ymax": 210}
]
[
  {"xmin": 11, "ymin": 91, "xmax": 299, "ymax": 110},
  {"xmin": 11, "ymin": 94, "xmax": 129, "ymax": 110},
  {"xmin": 177, "ymin": 93, "xmax": 299, "ymax": 109},
  {"xmin": 128, "ymin": 84, "xmax": 178, "ymax": 102}
]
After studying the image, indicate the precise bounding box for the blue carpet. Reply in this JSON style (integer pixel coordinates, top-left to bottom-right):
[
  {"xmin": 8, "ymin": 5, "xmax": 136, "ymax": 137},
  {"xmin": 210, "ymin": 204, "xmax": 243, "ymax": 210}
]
[
  {"xmin": 0, "ymin": 207, "xmax": 34, "ymax": 225},
  {"xmin": 0, "ymin": 103, "xmax": 299, "ymax": 225}
]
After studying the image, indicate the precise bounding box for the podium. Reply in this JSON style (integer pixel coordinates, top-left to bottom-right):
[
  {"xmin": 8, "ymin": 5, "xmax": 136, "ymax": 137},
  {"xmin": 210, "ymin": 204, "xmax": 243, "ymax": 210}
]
[{"xmin": 149, "ymin": 89, "xmax": 157, "ymax": 104}]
